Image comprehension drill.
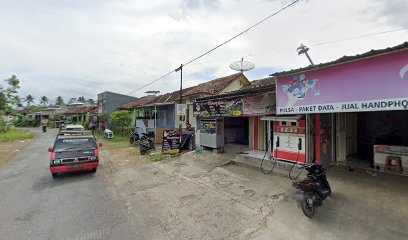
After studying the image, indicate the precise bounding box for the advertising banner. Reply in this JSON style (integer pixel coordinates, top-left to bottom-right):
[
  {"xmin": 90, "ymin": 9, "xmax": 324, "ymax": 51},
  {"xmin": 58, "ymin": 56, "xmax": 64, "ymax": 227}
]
[
  {"xmin": 242, "ymin": 92, "xmax": 276, "ymax": 115},
  {"xmin": 176, "ymin": 104, "xmax": 186, "ymax": 116},
  {"xmin": 193, "ymin": 99, "xmax": 242, "ymax": 117},
  {"xmin": 276, "ymin": 50, "xmax": 408, "ymax": 114},
  {"xmin": 162, "ymin": 130, "xmax": 180, "ymax": 154}
]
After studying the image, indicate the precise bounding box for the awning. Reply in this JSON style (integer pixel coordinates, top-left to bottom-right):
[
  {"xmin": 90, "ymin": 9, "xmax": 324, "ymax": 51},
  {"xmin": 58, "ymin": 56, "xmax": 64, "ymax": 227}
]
[{"xmin": 260, "ymin": 115, "xmax": 301, "ymax": 122}]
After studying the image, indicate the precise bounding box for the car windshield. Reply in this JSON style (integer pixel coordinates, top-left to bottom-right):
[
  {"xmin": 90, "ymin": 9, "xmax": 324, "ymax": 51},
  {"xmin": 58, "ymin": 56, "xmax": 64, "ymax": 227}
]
[
  {"xmin": 53, "ymin": 138, "xmax": 97, "ymax": 152},
  {"xmin": 66, "ymin": 127, "xmax": 84, "ymax": 131}
]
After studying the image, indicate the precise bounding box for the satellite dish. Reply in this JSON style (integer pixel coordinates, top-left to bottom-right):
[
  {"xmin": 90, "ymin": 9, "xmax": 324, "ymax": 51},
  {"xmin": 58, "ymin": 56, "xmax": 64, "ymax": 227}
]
[{"xmin": 229, "ymin": 58, "xmax": 255, "ymax": 73}]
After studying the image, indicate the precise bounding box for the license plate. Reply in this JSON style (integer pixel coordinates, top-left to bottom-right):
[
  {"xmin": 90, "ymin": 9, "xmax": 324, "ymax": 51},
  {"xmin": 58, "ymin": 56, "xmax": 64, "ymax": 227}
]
[{"xmin": 70, "ymin": 164, "xmax": 83, "ymax": 169}]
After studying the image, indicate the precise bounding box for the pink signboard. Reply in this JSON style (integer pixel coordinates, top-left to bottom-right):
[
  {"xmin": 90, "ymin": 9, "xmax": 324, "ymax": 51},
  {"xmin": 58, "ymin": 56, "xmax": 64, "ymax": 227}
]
[{"xmin": 276, "ymin": 50, "xmax": 408, "ymax": 114}]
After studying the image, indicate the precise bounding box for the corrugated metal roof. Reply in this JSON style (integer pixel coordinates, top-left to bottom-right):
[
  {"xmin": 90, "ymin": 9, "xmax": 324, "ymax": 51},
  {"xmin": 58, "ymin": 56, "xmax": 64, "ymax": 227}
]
[{"xmin": 270, "ymin": 42, "xmax": 408, "ymax": 77}]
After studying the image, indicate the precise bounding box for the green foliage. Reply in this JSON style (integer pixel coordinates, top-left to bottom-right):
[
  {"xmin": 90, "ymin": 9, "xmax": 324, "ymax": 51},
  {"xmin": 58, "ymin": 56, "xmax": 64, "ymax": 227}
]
[
  {"xmin": 40, "ymin": 96, "xmax": 49, "ymax": 105},
  {"xmin": 77, "ymin": 96, "xmax": 86, "ymax": 103},
  {"xmin": 0, "ymin": 128, "xmax": 34, "ymax": 142},
  {"xmin": 0, "ymin": 121, "xmax": 6, "ymax": 134},
  {"xmin": 55, "ymin": 96, "xmax": 64, "ymax": 106},
  {"xmin": 148, "ymin": 154, "xmax": 169, "ymax": 162},
  {"xmin": 68, "ymin": 97, "xmax": 77, "ymax": 104},
  {"xmin": 13, "ymin": 118, "xmax": 30, "ymax": 127},
  {"xmin": 1, "ymin": 75, "xmax": 21, "ymax": 113},
  {"xmin": 110, "ymin": 110, "xmax": 132, "ymax": 137},
  {"xmin": 25, "ymin": 94, "xmax": 35, "ymax": 107},
  {"xmin": 87, "ymin": 98, "xmax": 95, "ymax": 106}
]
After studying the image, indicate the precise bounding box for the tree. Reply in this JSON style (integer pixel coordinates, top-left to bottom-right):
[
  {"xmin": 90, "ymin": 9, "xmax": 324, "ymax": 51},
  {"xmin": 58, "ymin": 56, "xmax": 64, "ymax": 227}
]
[
  {"xmin": 110, "ymin": 110, "xmax": 132, "ymax": 137},
  {"xmin": 87, "ymin": 98, "xmax": 95, "ymax": 106},
  {"xmin": 55, "ymin": 96, "xmax": 64, "ymax": 106},
  {"xmin": 25, "ymin": 94, "xmax": 35, "ymax": 107},
  {"xmin": 40, "ymin": 96, "xmax": 49, "ymax": 106},
  {"xmin": 77, "ymin": 96, "xmax": 86, "ymax": 103},
  {"xmin": 68, "ymin": 97, "xmax": 77, "ymax": 104},
  {"xmin": 0, "ymin": 75, "xmax": 21, "ymax": 113}
]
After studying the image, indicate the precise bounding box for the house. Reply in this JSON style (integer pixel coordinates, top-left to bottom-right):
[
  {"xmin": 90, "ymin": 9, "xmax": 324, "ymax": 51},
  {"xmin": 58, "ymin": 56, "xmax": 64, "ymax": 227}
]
[
  {"xmin": 120, "ymin": 73, "xmax": 250, "ymax": 143},
  {"xmin": 97, "ymin": 91, "xmax": 137, "ymax": 130},
  {"xmin": 64, "ymin": 106, "xmax": 98, "ymax": 128},
  {"xmin": 40, "ymin": 107, "xmax": 68, "ymax": 128}
]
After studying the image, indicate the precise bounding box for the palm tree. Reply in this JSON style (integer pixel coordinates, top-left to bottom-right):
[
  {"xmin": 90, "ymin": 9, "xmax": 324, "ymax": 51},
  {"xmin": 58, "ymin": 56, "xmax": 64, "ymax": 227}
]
[
  {"xmin": 68, "ymin": 97, "xmax": 77, "ymax": 104},
  {"xmin": 25, "ymin": 94, "xmax": 35, "ymax": 106},
  {"xmin": 56, "ymin": 96, "xmax": 64, "ymax": 106},
  {"xmin": 87, "ymin": 98, "xmax": 95, "ymax": 106},
  {"xmin": 77, "ymin": 96, "xmax": 86, "ymax": 103},
  {"xmin": 40, "ymin": 96, "xmax": 49, "ymax": 106}
]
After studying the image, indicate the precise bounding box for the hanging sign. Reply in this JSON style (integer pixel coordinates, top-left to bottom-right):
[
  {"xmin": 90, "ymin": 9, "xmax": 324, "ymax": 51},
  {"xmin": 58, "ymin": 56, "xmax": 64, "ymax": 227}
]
[
  {"xmin": 193, "ymin": 99, "xmax": 242, "ymax": 117},
  {"xmin": 276, "ymin": 50, "xmax": 408, "ymax": 114},
  {"xmin": 176, "ymin": 104, "xmax": 186, "ymax": 116}
]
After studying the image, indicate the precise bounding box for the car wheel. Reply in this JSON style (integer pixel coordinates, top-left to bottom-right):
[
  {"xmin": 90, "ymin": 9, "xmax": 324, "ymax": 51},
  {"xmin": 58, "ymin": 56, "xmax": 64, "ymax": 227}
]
[
  {"xmin": 52, "ymin": 173, "xmax": 58, "ymax": 178},
  {"xmin": 91, "ymin": 168, "xmax": 97, "ymax": 173}
]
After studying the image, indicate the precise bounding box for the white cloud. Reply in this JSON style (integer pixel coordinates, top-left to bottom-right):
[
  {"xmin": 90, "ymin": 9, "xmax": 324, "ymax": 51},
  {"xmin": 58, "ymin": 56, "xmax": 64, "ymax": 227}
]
[{"xmin": 0, "ymin": 0, "xmax": 406, "ymax": 102}]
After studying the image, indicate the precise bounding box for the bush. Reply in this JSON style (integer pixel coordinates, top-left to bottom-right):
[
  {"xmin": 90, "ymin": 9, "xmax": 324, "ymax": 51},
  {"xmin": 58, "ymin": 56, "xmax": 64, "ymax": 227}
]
[
  {"xmin": 0, "ymin": 121, "xmax": 5, "ymax": 134},
  {"xmin": 32, "ymin": 120, "xmax": 40, "ymax": 127},
  {"xmin": 13, "ymin": 119, "xmax": 29, "ymax": 127},
  {"xmin": 110, "ymin": 110, "xmax": 132, "ymax": 137},
  {"xmin": 111, "ymin": 126, "xmax": 134, "ymax": 137}
]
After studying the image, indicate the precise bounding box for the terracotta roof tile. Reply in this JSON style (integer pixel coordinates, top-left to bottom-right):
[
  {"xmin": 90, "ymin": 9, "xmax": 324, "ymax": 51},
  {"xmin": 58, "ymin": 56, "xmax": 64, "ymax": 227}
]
[{"xmin": 183, "ymin": 73, "xmax": 247, "ymax": 96}]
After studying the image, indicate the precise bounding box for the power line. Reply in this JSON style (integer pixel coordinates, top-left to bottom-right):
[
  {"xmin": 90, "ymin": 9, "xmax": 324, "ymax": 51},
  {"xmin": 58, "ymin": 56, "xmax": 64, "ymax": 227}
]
[
  {"xmin": 310, "ymin": 26, "xmax": 408, "ymax": 47},
  {"xmin": 182, "ymin": 0, "xmax": 302, "ymax": 67},
  {"xmin": 126, "ymin": 0, "xmax": 303, "ymax": 95},
  {"xmin": 127, "ymin": 70, "xmax": 174, "ymax": 95}
]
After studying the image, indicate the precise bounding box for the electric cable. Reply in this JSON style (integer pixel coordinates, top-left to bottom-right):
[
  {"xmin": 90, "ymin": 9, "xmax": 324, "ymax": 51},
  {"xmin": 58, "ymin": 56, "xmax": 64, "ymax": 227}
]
[
  {"xmin": 125, "ymin": 0, "xmax": 303, "ymax": 95},
  {"xmin": 182, "ymin": 0, "xmax": 302, "ymax": 67},
  {"xmin": 260, "ymin": 139, "xmax": 277, "ymax": 174},
  {"xmin": 288, "ymin": 150, "xmax": 303, "ymax": 180},
  {"xmin": 309, "ymin": 26, "xmax": 408, "ymax": 47}
]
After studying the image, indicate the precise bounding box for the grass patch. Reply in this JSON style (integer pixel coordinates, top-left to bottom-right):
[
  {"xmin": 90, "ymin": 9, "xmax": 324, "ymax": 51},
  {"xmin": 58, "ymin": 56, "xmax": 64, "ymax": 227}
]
[
  {"xmin": 94, "ymin": 131, "xmax": 133, "ymax": 150},
  {"xmin": 148, "ymin": 154, "xmax": 169, "ymax": 162},
  {"xmin": 0, "ymin": 128, "xmax": 34, "ymax": 143}
]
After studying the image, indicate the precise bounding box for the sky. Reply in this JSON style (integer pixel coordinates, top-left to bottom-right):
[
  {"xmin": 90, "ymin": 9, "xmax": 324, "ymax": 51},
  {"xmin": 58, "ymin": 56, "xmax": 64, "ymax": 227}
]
[{"xmin": 0, "ymin": 0, "xmax": 407, "ymax": 104}]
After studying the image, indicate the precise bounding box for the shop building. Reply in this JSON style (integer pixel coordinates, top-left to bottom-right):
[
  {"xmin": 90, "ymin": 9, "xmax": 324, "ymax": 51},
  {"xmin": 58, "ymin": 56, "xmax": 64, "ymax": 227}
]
[
  {"xmin": 271, "ymin": 42, "xmax": 408, "ymax": 175},
  {"xmin": 120, "ymin": 73, "xmax": 250, "ymax": 143},
  {"xmin": 193, "ymin": 76, "xmax": 275, "ymax": 153}
]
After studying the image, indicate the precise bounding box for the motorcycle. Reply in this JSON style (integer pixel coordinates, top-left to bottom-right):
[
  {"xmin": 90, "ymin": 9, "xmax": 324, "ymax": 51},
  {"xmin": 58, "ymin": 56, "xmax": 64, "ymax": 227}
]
[
  {"xmin": 42, "ymin": 125, "xmax": 47, "ymax": 133},
  {"xmin": 140, "ymin": 130, "xmax": 155, "ymax": 141},
  {"xmin": 291, "ymin": 163, "xmax": 332, "ymax": 218},
  {"xmin": 129, "ymin": 129, "xmax": 140, "ymax": 145},
  {"xmin": 139, "ymin": 137, "xmax": 155, "ymax": 155}
]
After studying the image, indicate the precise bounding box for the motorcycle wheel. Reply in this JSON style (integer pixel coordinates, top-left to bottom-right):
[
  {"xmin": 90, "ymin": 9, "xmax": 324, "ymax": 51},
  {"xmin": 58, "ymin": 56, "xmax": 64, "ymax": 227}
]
[
  {"xmin": 140, "ymin": 147, "xmax": 147, "ymax": 155},
  {"xmin": 301, "ymin": 200, "xmax": 317, "ymax": 218}
]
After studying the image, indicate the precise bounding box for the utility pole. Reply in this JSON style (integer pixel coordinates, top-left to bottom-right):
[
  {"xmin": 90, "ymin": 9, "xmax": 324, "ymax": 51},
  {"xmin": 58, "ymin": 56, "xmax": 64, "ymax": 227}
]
[{"xmin": 175, "ymin": 64, "xmax": 183, "ymax": 153}]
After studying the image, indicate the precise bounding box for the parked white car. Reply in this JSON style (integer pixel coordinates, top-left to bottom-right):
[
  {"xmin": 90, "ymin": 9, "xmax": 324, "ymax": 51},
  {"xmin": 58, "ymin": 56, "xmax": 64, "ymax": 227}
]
[
  {"xmin": 104, "ymin": 129, "xmax": 113, "ymax": 139},
  {"xmin": 63, "ymin": 124, "xmax": 85, "ymax": 131}
]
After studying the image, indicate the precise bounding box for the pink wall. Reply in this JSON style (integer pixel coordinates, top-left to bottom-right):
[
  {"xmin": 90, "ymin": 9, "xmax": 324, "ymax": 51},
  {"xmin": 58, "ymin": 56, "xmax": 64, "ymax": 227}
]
[{"xmin": 276, "ymin": 50, "xmax": 408, "ymax": 114}]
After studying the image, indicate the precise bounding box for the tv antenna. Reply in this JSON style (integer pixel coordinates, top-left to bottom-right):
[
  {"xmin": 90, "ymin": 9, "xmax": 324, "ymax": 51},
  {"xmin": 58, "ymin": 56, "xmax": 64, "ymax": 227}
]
[{"xmin": 229, "ymin": 58, "xmax": 255, "ymax": 73}]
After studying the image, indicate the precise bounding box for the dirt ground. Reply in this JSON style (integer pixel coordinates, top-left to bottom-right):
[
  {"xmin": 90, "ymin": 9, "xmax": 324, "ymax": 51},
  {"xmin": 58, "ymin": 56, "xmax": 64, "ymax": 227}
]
[
  {"xmin": 100, "ymin": 144, "xmax": 408, "ymax": 240},
  {"xmin": 0, "ymin": 138, "xmax": 34, "ymax": 168}
]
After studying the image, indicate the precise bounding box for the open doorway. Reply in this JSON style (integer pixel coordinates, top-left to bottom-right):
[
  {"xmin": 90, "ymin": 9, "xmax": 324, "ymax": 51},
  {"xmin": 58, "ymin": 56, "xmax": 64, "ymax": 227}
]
[
  {"xmin": 336, "ymin": 111, "xmax": 408, "ymax": 170},
  {"xmin": 224, "ymin": 117, "xmax": 249, "ymax": 145}
]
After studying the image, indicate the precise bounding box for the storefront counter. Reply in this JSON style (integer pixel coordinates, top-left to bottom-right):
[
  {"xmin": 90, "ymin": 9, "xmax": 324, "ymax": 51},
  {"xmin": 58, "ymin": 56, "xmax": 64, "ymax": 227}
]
[{"xmin": 374, "ymin": 145, "xmax": 408, "ymax": 175}]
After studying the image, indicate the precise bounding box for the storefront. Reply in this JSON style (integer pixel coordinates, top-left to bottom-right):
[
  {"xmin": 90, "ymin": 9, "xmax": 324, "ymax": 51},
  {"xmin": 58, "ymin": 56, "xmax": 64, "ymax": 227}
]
[
  {"xmin": 273, "ymin": 42, "xmax": 408, "ymax": 174},
  {"xmin": 194, "ymin": 87, "xmax": 276, "ymax": 152}
]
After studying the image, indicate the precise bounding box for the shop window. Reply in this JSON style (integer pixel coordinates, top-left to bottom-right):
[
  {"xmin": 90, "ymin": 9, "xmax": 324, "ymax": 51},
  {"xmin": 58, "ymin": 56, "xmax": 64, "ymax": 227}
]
[
  {"xmin": 291, "ymin": 122, "xmax": 297, "ymax": 126},
  {"xmin": 281, "ymin": 121, "xmax": 287, "ymax": 126}
]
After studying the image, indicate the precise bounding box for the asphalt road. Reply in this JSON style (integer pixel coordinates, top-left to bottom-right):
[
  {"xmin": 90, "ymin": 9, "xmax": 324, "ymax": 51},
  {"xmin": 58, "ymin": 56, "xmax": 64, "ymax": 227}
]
[{"xmin": 0, "ymin": 128, "xmax": 139, "ymax": 240}]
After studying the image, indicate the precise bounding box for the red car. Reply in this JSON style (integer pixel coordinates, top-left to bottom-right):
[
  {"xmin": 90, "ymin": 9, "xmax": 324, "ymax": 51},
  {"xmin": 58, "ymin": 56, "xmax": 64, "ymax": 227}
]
[{"xmin": 48, "ymin": 132, "xmax": 102, "ymax": 178}]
